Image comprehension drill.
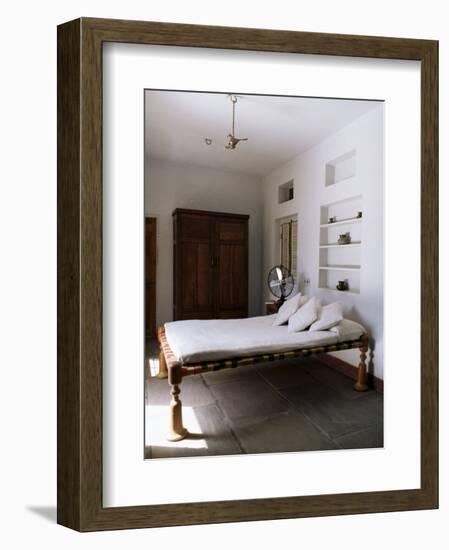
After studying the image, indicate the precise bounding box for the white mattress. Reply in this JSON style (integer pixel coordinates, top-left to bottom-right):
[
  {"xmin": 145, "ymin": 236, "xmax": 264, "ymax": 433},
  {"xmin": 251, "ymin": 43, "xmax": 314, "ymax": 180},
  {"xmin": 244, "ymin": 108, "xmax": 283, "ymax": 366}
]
[{"xmin": 164, "ymin": 314, "xmax": 342, "ymax": 364}]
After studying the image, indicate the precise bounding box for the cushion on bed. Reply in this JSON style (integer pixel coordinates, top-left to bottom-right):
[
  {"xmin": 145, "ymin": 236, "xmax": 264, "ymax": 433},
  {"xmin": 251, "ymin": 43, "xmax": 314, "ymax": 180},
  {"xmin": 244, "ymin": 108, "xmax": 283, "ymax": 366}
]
[
  {"xmin": 272, "ymin": 293, "xmax": 306, "ymax": 326},
  {"xmin": 329, "ymin": 318, "xmax": 366, "ymax": 340},
  {"xmin": 309, "ymin": 301, "xmax": 343, "ymax": 331},
  {"xmin": 288, "ymin": 296, "xmax": 319, "ymax": 332}
]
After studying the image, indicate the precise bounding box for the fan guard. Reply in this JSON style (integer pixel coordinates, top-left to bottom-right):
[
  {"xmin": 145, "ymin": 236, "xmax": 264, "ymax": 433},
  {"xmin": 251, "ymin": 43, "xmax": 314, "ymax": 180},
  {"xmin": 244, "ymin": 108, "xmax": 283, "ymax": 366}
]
[{"xmin": 267, "ymin": 265, "xmax": 294, "ymax": 304}]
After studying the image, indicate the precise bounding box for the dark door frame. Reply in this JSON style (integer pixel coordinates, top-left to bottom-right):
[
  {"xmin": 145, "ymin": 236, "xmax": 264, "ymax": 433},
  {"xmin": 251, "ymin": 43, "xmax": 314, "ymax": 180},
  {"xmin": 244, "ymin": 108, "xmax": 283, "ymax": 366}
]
[{"xmin": 145, "ymin": 216, "xmax": 157, "ymax": 339}]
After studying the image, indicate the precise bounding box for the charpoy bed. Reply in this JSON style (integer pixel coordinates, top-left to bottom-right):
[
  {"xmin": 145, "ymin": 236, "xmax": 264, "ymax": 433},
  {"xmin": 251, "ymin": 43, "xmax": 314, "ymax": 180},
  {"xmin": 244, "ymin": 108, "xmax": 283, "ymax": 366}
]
[{"xmin": 156, "ymin": 315, "xmax": 370, "ymax": 441}]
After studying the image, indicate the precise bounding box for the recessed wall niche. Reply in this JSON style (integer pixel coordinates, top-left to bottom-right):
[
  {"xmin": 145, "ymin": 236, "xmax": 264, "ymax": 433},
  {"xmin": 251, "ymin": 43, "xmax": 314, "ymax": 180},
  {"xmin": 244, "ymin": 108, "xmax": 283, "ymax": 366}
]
[
  {"xmin": 325, "ymin": 149, "xmax": 356, "ymax": 187},
  {"xmin": 318, "ymin": 195, "xmax": 362, "ymax": 295},
  {"xmin": 278, "ymin": 179, "xmax": 294, "ymax": 204}
]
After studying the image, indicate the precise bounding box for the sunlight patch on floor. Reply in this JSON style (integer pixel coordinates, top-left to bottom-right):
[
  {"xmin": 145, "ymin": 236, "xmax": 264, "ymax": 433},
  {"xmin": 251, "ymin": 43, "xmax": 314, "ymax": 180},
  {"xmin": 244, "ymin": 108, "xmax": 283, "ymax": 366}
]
[{"xmin": 145, "ymin": 404, "xmax": 209, "ymax": 449}]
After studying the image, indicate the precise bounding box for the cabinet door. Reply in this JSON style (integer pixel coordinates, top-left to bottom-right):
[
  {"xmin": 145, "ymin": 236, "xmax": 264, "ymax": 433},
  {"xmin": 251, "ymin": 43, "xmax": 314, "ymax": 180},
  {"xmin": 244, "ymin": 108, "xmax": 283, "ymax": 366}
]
[
  {"xmin": 215, "ymin": 218, "xmax": 248, "ymax": 318},
  {"xmin": 174, "ymin": 213, "xmax": 215, "ymax": 320}
]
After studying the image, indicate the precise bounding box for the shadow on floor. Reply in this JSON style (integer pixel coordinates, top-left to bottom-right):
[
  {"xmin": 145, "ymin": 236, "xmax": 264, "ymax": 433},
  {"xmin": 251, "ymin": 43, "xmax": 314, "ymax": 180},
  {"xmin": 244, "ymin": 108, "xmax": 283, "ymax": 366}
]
[{"xmin": 26, "ymin": 506, "xmax": 57, "ymax": 523}]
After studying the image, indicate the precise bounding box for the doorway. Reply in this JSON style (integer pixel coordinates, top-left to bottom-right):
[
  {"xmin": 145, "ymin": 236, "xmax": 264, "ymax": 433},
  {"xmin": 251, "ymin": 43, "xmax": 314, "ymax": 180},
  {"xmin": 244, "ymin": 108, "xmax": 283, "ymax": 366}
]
[
  {"xmin": 277, "ymin": 214, "xmax": 298, "ymax": 282},
  {"xmin": 145, "ymin": 217, "xmax": 157, "ymax": 340}
]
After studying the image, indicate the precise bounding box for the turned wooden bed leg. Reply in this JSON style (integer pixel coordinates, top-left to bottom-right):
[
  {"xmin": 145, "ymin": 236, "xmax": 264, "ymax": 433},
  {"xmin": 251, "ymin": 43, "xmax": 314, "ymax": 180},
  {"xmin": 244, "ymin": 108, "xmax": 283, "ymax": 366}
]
[
  {"xmin": 354, "ymin": 335, "xmax": 369, "ymax": 392},
  {"xmin": 156, "ymin": 350, "xmax": 168, "ymax": 379},
  {"xmin": 167, "ymin": 362, "xmax": 188, "ymax": 442}
]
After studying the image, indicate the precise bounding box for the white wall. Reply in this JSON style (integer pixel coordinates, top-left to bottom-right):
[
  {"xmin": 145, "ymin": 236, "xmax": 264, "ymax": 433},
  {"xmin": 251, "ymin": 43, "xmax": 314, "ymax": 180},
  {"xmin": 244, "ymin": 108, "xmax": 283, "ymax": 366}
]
[
  {"xmin": 145, "ymin": 157, "xmax": 263, "ymax": 325},
  {"xmin": 262, "ymin": 105, "xmax": 384, "ymax": 378}
]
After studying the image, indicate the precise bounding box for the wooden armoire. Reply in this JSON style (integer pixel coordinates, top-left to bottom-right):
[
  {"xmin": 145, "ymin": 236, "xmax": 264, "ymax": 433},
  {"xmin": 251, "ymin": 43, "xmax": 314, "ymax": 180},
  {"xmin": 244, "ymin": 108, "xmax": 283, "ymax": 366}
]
[{"xmin": 173, "ymin": 208, "xmax": 249, "ymax": 320}]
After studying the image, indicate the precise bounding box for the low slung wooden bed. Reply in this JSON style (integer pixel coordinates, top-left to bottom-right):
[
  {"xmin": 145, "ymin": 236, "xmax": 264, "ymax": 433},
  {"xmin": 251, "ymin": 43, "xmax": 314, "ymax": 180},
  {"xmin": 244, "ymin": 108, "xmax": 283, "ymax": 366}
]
[{"xmin": 156, "ymin": 325, "xmax": 369, "ymax": 442}]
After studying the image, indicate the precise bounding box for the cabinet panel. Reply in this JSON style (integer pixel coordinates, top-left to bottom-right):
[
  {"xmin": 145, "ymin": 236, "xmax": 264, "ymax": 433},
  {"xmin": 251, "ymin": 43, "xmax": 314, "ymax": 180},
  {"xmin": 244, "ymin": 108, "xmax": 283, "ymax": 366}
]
[
  {"xmin": 179, "ymin": 213, "xmax": 212, "ymax": 242},
  {"xmin": 216, "ymin": 219, "xmax": 246, "ymax": 242},
  {"xmin": 178, "ymin": 241, "xmax": 214, "ymax": 318},
  {"xmin": 217, "ymin": 242, "xmax": 247, "ymax": 318}
]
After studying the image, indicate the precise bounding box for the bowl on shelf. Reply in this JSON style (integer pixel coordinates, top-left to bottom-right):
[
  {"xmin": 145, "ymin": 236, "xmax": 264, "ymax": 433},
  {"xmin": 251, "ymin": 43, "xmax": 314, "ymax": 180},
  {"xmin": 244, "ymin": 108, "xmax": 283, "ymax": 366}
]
[
  {"xmin": 336, "ymin": 280, "xmax": 349, "ymax": 291},
  {"xmin": 337, "ymin": 232, "xmax": 351, "ymax": 245}
]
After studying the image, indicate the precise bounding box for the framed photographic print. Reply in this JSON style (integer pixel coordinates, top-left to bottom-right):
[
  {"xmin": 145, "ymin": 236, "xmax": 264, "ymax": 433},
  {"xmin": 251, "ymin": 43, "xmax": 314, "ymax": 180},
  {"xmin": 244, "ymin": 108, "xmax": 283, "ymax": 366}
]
[{"xmin": 57, "ymin": 17, "xmax": 438, "ymax": 531}]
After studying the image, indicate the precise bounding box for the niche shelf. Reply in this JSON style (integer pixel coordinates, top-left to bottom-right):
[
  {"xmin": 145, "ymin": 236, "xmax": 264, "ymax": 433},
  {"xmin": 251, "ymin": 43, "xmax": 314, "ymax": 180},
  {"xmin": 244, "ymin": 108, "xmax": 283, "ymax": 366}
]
[
  {"xmin": 320, "ymin": 217, "xmax": 362, "ymax": 228},
  {"xmin": 325, "ymin": 149, "xmax": 356, "ymax": 187},
  {"xmin": 278, "ymin": 179, "xmax": 294, "ymax": 204},
  {"xmin": 318, "ymin": 270, "xmax": 361, "ymax": 294},
  {"xmin": 320, "ymin": 287, "xmax": 360, "ymax": 296},
  {"xmin": 318, "ymin": 195, "xmax": 362, "ymax": 295},
  {"xmin": 319, "ymin": 265, "xmax": 361, "ymax": 272},
  {"xmin": 320, "ymin": 242, "xmax": 361, "ymax": 249}
]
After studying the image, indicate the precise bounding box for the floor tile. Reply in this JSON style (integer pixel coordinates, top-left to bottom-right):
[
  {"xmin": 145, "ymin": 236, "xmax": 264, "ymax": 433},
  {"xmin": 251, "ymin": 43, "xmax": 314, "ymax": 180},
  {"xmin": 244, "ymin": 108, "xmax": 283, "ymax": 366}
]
[
  {"xmin": 335, "ymin": 424, "xmax": 384, "ymax": 449},
  {"xmin": 230, "ymin": 410, "xmax": 338, "ymax": 454},
  {"xmin": 201, "ymin": 364, "xmax": 259, "ymax": 386},
  {"xmin": 255, "ymin": 359, "xmax": 317, "ymax": 389},
  {"xmin": 303, "ymin": 360, "xmax": 366, "ymax": 400},
  {"xmin": 208, "ymin": 376, "xmax": 290, "ymax": 420},
  {"xmin": 280, "ymin": 382, "xmax": 383, "ymax": 439}
]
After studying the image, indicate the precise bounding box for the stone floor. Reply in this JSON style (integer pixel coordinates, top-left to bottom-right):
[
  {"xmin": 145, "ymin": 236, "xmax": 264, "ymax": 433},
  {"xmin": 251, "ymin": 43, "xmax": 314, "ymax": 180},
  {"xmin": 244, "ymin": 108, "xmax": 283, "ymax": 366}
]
[{"xmin": 144, "ymin": 340, "xmax": 383, "ymax": 459}]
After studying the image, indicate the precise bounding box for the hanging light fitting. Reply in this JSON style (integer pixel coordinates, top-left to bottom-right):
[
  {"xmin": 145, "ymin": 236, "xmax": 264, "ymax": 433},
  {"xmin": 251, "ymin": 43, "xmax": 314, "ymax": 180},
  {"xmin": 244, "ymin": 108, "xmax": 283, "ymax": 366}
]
[{"xmin": 225, "ymin": 95, "xmax": 248, "ymax": 150}]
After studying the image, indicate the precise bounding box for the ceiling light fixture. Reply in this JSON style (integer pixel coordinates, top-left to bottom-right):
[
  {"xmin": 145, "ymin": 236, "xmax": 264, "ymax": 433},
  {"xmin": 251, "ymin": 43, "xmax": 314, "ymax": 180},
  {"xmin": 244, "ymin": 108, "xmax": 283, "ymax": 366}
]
[{"xmin": 225, "ymin": 95, "xmax": 248, "ymax": 150}]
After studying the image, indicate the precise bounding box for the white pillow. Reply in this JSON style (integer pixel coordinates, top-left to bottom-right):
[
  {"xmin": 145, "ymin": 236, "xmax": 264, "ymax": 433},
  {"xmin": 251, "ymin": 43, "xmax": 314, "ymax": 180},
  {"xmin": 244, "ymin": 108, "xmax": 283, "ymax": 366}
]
[
  {"xmin": 288, "ymin": 296, "xmax": 319, "ymax": 332},
  {"xmin": 272, "ymin": 293, "xmax": 306, "ymax": 326},
  {"xmin": 330, "ymin": 319, "xmax": 366, "ymax": 340},
  {"xmin": 309, "ymin": 302, "xmax": 343, "ymax": 331}
]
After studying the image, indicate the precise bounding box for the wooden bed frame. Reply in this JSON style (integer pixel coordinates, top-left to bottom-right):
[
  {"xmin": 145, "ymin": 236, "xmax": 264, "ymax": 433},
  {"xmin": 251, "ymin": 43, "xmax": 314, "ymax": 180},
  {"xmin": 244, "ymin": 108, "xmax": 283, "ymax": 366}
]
[{"xmin": 156, "ymin": 326, "xmax": 370, "ymax": 442}]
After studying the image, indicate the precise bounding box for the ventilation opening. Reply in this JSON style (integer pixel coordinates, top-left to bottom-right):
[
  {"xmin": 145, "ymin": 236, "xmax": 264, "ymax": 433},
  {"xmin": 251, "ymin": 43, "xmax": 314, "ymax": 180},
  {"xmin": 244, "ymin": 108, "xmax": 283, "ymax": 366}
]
[{"xmin": 278, "ymin": 180, "xmax": 294, "ymax": 204}]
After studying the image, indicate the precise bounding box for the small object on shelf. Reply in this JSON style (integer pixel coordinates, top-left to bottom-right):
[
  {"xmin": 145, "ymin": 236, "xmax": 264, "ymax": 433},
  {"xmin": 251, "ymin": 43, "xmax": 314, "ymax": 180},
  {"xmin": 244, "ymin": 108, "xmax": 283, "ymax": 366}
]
[
  {"xmin": 337, "ymin": 232, "xmax": 351, "ymax": 245},
  {"xmin": 328, "ymin": 216, "xmax": 336, "ymax": 223},
  {"xmin": 336, "ymin": 279, "xmax": 349, "ymax": 291},
  {"xmin": 357, "ymin": 211, "xmax": 362, "ymax": 218}
]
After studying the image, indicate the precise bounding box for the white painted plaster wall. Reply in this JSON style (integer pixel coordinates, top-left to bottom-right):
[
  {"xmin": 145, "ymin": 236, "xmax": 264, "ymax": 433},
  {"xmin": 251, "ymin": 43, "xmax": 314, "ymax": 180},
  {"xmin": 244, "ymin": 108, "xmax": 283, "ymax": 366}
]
[
  {"xmin": 145, "ymin": 157, "xmax": 264, "ymax": 326},
  {"xmin": 262, "ymin": 105, "xmax": 384, "ymax": 378}
]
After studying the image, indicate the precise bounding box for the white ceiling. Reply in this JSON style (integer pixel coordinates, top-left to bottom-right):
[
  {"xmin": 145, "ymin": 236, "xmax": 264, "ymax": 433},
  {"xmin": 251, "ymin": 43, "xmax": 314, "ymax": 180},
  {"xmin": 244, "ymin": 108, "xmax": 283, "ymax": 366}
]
[{"xmin": 145, "ymin": 90, "xmax": 379, "ymax": 177}]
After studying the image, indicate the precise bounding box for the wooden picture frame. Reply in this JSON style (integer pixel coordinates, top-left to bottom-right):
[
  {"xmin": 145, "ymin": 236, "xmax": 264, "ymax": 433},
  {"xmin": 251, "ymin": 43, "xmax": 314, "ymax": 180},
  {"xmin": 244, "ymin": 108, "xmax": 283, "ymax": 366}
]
[{"xmin": 57, "ymin": 17, "xmax": 438, "ymax": 531}]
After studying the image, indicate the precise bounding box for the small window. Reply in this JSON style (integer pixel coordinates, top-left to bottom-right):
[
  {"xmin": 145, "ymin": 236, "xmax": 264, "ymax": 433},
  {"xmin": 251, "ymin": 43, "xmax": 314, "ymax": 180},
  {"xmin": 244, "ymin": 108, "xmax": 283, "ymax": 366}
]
[{"xmin": 278, "ymin": 180, "xmax": 294, "ymax": 204}]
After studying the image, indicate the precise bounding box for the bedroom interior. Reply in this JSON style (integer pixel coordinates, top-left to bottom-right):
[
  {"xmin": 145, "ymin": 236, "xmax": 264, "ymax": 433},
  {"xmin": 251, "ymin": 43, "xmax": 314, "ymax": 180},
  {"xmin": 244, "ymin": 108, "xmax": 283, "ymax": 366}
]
[{"xmin": 144, "ymin": 89, "xmax": 384, "ymax": 458}]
